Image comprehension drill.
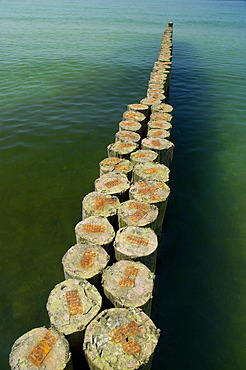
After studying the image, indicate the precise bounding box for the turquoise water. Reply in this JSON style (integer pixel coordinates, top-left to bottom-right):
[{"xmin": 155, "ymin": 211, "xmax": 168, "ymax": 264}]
[{"xmin": 1, "ymin": 0, "xmax": 246, "ymax": 368}]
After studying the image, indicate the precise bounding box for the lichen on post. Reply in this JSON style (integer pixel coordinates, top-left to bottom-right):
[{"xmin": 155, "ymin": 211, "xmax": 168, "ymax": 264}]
[
  {"xmin": 62, "ymin": 242, "xmax": 109, "ymax": 287},
  {"xmin": 107, "ymin": 141, "xmax": 138, "ymax": 160},
  {"xmin": 9, "ymin": 327, "xmax": 72, "ymax": 370},
  {"xmin": 94, "ymin": 172, "xmax": 130, "ymax": 202},
  {"xmin": 129, "ymin": 180, "xmax": 170, "ymax": 235},
  {"xmin": 130, "ymin": 149, "xmax": 158, "ymax": 166},
  {"xmin": 46, "ymin": 279, "xmax": 102, "ymax": 352},
  {"xmin": 74, "ymin": 216, "xmax": 115, "ymax": 254},
  {"xmin": 83, "ymin": 307, "xmax": 160, "ymax": 370},
  {"xmin": 102, "ymin": 260, "xmax": 154, "ymax": 314},
  {"xmin": 114, "ymin": 226, "xmax": 158, "ymax": 272},
  {"xmin": 141, "ymin": 137, "xmax": 174, "ymax": 167},
  {"xmin": 132, "ymin": 162, "xmax": 170, "ymax": 184},
  {"xmin": 117, "ymin": 199, "xmax": 158, "ymax": 231}
]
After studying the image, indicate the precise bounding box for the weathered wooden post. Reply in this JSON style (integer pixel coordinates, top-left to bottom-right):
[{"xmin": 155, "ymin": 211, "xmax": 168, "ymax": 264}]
[
  {"xmin": 122, "ymin": 110, "xmax": 148, "ymax": 136},
  {"xmin": 117, "ymin": 200, "xmax": 159, "ymax": 231},
  {"xmin": 9, "ymin": 327, "xmax": 72, "ymax": 369},
  {"xmin": 151, "ymin": 103, "xmax": 173, "ymax": 114},
  {"xmin": 115, "ymin": 130, "xmax": 141, "ymax": 144},
  {"xmin": 83, "ymin": 307, "xmax": 160, "ymax": 370},
  {"xmin": 132, "ymin": 162, "xmax": 170, "ymax": 183},
  {"xmin": 94, "ymin": 172, "xmax": 130, "ymax": 202},
  {"xmin": 141, "ymin": 137, "xmax": 174, "ymax": 167},
  {"xmin": 82, "ymin": 191, "xmax": 120, "ymax": 229},
  {"xmin": 140, "ymin": 97, "xmax": 162, "ymax": 108},
  {"xmin": 75, "ymin": 216, "xmax": 115, "ymax": 255},
  {"xmin": 147, "ymin": 128, "xmax": 170, "ymax": 140},
  {"xmin": 147, "ymin": 120, "xmax": 172, "ymax": 132},
  {"xmin": 102, "ymin": 260, "xmax": 154, "ymax": 315},
  {"xmin": 127, "ymin": 103, "xmax": 149, "ymax": 118},
  {"xmin": 62, "ymin": 242, "xmax": 110, "ymax": 288},
  {"xmin": 119, "ymin": 120, "xmax": 142, "ymax": 135},
  {"xmin": 129, "ymin": 180, "xmax": 171, "ymax": 235},
  {"xmin": 46, "ymin": 279, "xmax": 102, "ymax": 353},
  {"xmin": 130, "ymin": 149, "xmax": 158, "ymax": 166},
  {"xmin": 114, "ymin": 226, "xmax": 158, "ymax": 272},
  {"xmin": 99, "ymin": 157, "xmax": 133, "ymax": 180},
  {"xmin": 107, "ymin": 141, "xmax": 138, "ymax": 160},
  {"xmin": 150, "ymin": 111, "xmax": 173, "ymax": 122}
]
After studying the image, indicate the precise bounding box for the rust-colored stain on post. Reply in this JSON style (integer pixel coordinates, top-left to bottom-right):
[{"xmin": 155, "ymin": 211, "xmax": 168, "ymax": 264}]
[
  {"xmin": 102, "ymin": 158, "xmax": 121, "ymax": 165},
  {"xmin": 134, "ymin": 152, "xmax": 150, "ymax": 158},
  {"xmin": 109, "ymin": 321, "xmax": 141, "ymax": 355},
  {"xmin": 66, "ymin": 290, "xmax": 83, "ymax": 316},
  {"xmin": 138, "ymin": 186, "xmax": 156, "ymax": 195},
  {"xmin": 80, "ymin": 249, "xmax": 97, "ymax": 269},
  {"xmin": 104, "ymin": 178, "xmax": 123, "ymax": 188},
  {"xmin": 129, "ymin": 203, "xmax": 149, "ymax": 211},
  {"xmin": 114, "ymin": 164, "xmax": 131, "ymax": 171},
  {"xmin": 93, "ymin": 197, "xmax": 117, "ymax": 211},
  {"xmin": 118, "ymin": 142, "xmax": 135, "ymax": 149},
  {"xmin": 143, "ymin": 167, "xmax": 158, "ymax": 174},
  {"xmin": 151, "ymin": 139, "xmax": 162, "ymax": 147},
  {"xmin": 27, "ymin": 332, "xmax": 58, "ymax": 367},
  {"xmin": 82, "ymin": 224, "xmax": 106, "ymax": 233},
  {"xmin": 130, "ymin": 210, "xmax": 146, "ymax": 222},
  {"xmin": 118, "ymin": 265, "xmax": 140, "ymax": 287},
  {"xmin": 126, "ymin": 234, "xmax": 149, "ymax": 247}
]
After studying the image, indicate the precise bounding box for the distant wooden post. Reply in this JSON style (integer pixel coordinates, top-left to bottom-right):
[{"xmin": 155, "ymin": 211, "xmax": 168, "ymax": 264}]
[
  {"xmin": 151, "ymin": 103, "xmax": 174, "ymax": 114},
  {"xmin": 9, "ymin": 327, "xmax": 72, "ymax": 369},
  {"xmin": 83, "ymin": 307, "xmax": 160, "ymax": 370},
  {"xmin": 147, "ymin": 128, "xmax": 170, "ymax": 140},
  {"xmin": 62, "ymin": 242, "xmax": 110, "ymax": 288},
  {"xmin": 102, "ymin": 260, "xmax": 154, "ymax": 315},
  {"xmin": 114, "ymin": 226, "xmax": 158, "ymax": 272},
  {"xmin": 147, "ymin": 120, "xmax": 172, "ymax": 132},
  {"xmin": 150, "ymin": 111, "xmax": 173, "ymax": 122},
  {"xmin": 46, "ymin": 279, "xmax": 102, "ymax": 352}
]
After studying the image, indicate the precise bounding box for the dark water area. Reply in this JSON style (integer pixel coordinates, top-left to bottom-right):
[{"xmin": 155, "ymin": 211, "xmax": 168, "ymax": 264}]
[{"xmin": 1, "ymin": 0, "xmax": 246, "ymax": 369}]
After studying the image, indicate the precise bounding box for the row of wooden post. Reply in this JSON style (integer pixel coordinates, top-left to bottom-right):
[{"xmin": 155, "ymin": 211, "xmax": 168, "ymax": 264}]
[{"xmin": 9, "ymin": 22, "xmax": 174, "ymax": 370}]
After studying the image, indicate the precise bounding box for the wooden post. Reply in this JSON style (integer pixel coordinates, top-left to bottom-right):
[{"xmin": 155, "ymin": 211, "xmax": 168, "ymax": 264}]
[
  {"xmin": 99, "ymin": 157, "xmax": 133, "ymax": 180},
  {"xmin": 75, "ymin": 216, "xmax": 115, "ymax": 255},
  {"xmin": 119, "ymin": 120, "xmax": 142, "ymax": 135},
  {"xmin": 147, "ymin": 120, "xmax": 172, "ymax": 132},
  {"xmin": 140, "ymin": 97, "xmax": 162, "ymax": 108},
  {"xmin": 117, "ymin": 200, "xmax": 159, "ymax": 231},
  {"xmin": 132, "ymin": 162, "xmax": 170, "ymax": 184},
  {"xmin": 82, "ymin": 191, "xmax": 120, "ymax": 228},
  {"xmin": 147, "ymin": 128, "xmax": 170, "ymax": 140},
  {"xmin": 129, "ymin": 180, "xmax": 171, "ymax": 235},
  {"xmin": 94, "ymin": 172, "xmax": 130, "ymax": 202},
  {"xmin": 62, "ymin": 242, "xmax": 110, "ymax": 288},
  {"xmin": 115, "ymin": 130, "xmax": 141, "ymax": 144},
  {"xmin": 151, "ymin": 103, "xmax": 174, "ymax": 114},
  {"xmin": 83, "ymin": 307, "xmax": 160, "ymax": 370},
  {"xmin": 46, "ymin": 279, "xmax": 102, "ymax": 352},
  {"xmin": 150, "ymin": 111, "xmax": 173, "ymax": 123},
  {"xmin": 130, "ymin": 149, "xmax": 158, "ymax": 166},
  {"xmin": 127, "ymin": 103, "xmax": 149, "ymax": 118},
  {"xmin": 122, "ymin": 110, "xmax": 148, "ymax": 136},
  {"xmin": 107, "ymin": 141, "xmax": 138, "ymax": 160},
  {"xmin": 114, "ymin": 226, "xmax": 158, "ymax": 272},
  {"xmin": 102, "ymin": 260, "xmax": 154, "ymax": 315},
  {"xmin": 9, "ymin": 327, "xmax": 72, "ymax": 369},
  {"xmin": 141, "ymin": 137, "xmax": 175, "ymax": 167}
]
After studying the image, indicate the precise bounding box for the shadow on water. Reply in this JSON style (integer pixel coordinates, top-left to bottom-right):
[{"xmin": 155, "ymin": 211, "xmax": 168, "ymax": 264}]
[{"xmin": 152, "ymin": 41, "xmax": 245, "ymax": 370}]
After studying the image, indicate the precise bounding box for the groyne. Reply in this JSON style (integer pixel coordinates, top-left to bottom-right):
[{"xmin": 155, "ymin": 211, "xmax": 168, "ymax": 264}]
[{"xmin": 9, "ymin": 22, "xmax": 174, "ymax": 370}]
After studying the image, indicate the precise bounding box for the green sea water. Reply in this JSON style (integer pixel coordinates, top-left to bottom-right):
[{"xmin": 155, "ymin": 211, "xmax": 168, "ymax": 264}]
[{"xmin": 0, "ymin": 0, "xmax": 246, "ymax": 369}]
